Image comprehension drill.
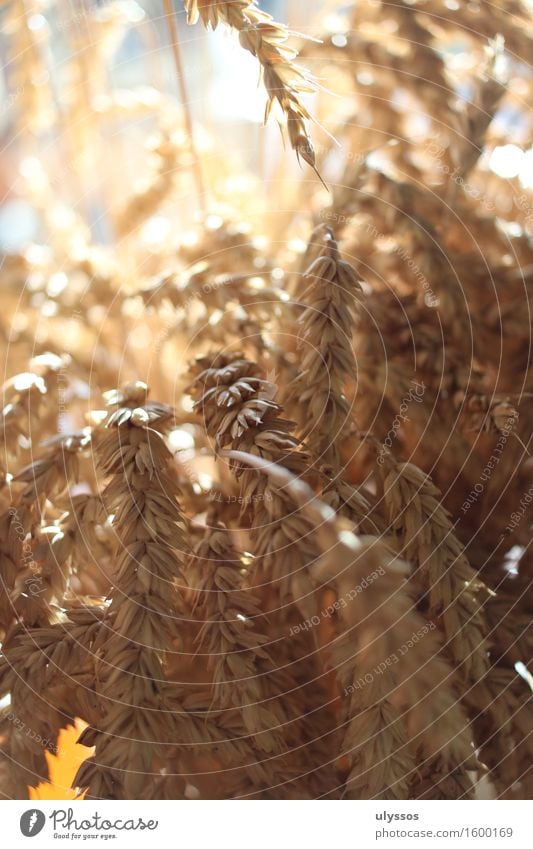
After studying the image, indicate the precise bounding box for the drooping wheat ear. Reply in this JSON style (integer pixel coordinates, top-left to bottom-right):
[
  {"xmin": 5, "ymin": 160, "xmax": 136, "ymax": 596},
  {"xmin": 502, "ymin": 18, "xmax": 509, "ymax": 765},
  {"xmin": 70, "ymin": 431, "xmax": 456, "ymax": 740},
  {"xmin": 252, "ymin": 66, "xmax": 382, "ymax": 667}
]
[
  {"xmin": 74, "ymin": 381, "xmax": 189, "ymax": 799},
  {"xmin": 316, "ymin": 536, "xmax": 478, "ymax": 800},
  {"xmin": 376, "ymin": 454, "xmax": 489, "ymax": 683},
  {"xmin": 183, "ymin": 0, "xmax": 318, "ymax": 171},
  {"xmin": 0, "ymin": 605, "xmax": 106, "ymax": 798},
  {"xmin": 288, "ymin": 225, "xmax": 363, "ymax": 468},
  {"xmin": 188, "ymin": 352, "xmax": 320, "ymax": 617}
]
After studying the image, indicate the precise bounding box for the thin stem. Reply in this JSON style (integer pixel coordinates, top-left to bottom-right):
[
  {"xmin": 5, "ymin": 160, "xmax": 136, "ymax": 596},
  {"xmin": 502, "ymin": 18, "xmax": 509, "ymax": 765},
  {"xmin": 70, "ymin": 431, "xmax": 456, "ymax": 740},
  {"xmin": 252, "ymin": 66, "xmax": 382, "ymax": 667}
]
[{"xmin": 163, "ymin": 0, "xmax": 207, "ymax": 216}]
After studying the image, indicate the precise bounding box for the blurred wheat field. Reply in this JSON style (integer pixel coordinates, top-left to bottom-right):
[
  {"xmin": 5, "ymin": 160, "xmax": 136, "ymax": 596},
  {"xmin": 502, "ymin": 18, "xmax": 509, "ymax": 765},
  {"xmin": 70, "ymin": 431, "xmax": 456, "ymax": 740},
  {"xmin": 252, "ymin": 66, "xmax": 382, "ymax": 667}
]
[{"xmin": 0, "ymin": 0, "xmax": 531, "ymax": 801}]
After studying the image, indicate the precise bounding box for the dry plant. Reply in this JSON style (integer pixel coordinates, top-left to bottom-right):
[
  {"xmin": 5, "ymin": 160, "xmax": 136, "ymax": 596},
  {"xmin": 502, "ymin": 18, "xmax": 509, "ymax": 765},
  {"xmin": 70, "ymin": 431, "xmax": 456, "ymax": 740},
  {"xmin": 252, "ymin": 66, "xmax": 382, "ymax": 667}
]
[{"xmin": 0, "ymin": 0, "xmax": 531, "ymax": 801}]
